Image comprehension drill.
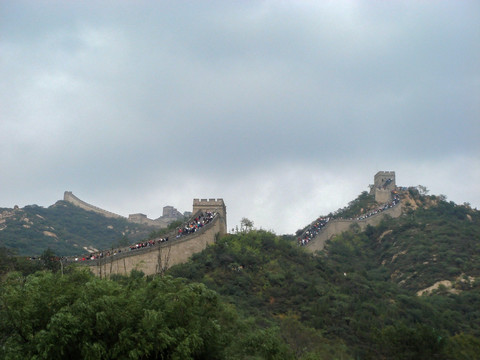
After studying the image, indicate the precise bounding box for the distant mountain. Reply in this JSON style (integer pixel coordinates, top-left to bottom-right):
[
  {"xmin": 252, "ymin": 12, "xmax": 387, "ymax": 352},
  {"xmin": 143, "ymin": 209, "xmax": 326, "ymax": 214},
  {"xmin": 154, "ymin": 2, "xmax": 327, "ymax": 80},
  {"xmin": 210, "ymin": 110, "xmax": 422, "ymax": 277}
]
[{"xmin": 0, "ymin": 201, "xmax": 157, "ymax": 256}]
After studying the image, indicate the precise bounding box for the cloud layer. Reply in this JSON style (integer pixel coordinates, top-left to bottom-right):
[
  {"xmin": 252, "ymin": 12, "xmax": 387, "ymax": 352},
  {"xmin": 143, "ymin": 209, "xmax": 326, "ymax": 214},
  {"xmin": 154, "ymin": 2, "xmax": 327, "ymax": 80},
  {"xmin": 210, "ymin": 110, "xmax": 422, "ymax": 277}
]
[{"xmin": 1, "ymin": 1, "xmax": 479, "ymax": 234}]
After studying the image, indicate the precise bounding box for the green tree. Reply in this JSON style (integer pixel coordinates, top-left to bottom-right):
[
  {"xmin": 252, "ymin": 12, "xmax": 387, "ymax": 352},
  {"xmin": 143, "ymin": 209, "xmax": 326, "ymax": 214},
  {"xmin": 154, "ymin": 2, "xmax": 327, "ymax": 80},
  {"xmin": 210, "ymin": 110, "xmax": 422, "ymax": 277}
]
[
  {"xmin": 0, "ymin": 270, "xmax": 241, "ymax": 360},
  {"xmin": 444, "ymin": 333, "xmax": 480, "ymax": 360},
  {"xmin": 240, "ymin": 217, "xmax": 254, "ymax": 233},
  {"xmin": 113, "ymin": 234, "xmax": 130, "ymax": 248},
  {"xmin": 378, "ymin": 323, "xmax": 445, "ymax": 359},
  {"xmin": 417, "ymin": 185, "xmax": 429, "ymax": 195},
  {"xmin": 40, "ymin": 248, "xmax": 60, "ymax": 273},
  {"xmin": 0, "ymin": 247, "xmax": 16, "ymax": 275}
]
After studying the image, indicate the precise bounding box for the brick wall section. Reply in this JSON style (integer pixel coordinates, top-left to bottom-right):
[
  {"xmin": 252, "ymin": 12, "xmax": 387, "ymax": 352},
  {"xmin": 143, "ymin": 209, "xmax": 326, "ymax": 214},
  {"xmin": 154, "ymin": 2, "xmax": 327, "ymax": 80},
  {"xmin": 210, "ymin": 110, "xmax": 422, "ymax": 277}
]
[
  {"xmin": 88, "ymin": 215, "xmax": 223, "ymax": 277},
  {"xmin": 306, "ymin": 202, "xmax": 402, "ymax": 253}
]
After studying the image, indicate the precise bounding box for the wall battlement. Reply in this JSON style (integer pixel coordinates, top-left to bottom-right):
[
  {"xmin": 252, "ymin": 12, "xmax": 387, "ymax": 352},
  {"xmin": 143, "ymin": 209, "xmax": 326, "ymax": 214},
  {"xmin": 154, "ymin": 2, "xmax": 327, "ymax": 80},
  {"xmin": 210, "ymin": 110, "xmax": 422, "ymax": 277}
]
[
  {"xmin": 193, "ymin": 198, "xmax": 225, "ymax": 206},
  {"xmin": 375, "ymin": 170, "xmax": 395, "ymax": 176}
]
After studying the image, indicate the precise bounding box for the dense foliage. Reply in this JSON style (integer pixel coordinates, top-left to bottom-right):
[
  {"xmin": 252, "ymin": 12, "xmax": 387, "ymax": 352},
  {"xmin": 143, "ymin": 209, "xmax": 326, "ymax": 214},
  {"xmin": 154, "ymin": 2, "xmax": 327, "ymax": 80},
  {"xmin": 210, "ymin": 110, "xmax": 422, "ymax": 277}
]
[
  {"xmin": 0, "ymin": 201, "xmax": 156, "ymax": 256},
  {"xmin": 361, "ymin": 200, "xmax": 480, "ymax": 293},
  {"xmin": 169, "ymin": 197, "xmax": 480, "ymax": 359},
  {"xmin": 330, "ymin": 191, "xmax": 377, "ymax": 219},
  {"xmin": 1, "ymin": 270, "xmax": 239, "ymax": 359},
  {"xmin": 1, "ymin": 194, "xmax": 480, "ymax": 359}
]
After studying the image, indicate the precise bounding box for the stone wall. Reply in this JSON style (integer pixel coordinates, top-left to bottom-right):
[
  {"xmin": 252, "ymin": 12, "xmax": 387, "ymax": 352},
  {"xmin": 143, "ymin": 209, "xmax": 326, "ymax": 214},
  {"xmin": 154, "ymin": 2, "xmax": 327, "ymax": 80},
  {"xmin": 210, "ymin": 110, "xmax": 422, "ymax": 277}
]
[
  {"xmin": 64, "ymin": 191, "xmax": 125, "ymax": 219},
  {"xmin": 88, "ymin": 214, "xmax": 223, "ymax": 277},
  {"xmin": 128, "ymin": 213, "xmax": 169, "ymax": 227},
  {"xmin": 375, "ymin": 189, "xmax": 393, "ymax": 204},
  {"xmin": 374, "ymin": 171, "xmax": 395, "ymax": 186},
  {"xmin": 67, "ymin": 197, "xmax": 227, "ymax": 277},
  {"xmin": 64, "ymin": 191, "xmax": 182, "ymax": 228},
  {"xmin": 306, "ymin": 202, "xmax": 402, "ymax": 253},
  {"xmin": 373, "ymin": 171, "xmax": 396, "ymax": 202}
]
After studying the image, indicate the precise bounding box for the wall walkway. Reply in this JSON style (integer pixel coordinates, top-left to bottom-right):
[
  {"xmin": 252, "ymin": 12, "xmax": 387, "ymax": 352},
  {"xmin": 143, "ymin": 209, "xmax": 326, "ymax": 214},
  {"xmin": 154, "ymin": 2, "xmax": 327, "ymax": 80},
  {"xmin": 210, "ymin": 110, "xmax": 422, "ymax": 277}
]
[
  {"xmin": 306, "ymin": 202, "xmax": 402, "ymax": 252},
  {"xmin": 74, "ymin": 210, "xmax": 226, "ymax": 278}
]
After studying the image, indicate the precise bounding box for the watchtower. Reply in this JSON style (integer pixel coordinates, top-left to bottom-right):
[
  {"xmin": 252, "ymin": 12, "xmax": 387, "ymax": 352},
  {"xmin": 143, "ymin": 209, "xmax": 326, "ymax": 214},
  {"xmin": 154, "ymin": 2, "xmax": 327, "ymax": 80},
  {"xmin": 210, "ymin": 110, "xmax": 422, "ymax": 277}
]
[
  {"xmin": 192, "ymin": 198, "xmax": 227, "ymax": 236},
  {"xmin": 373, "ymin": 171, "xmax": 396, "ymax": 203}
]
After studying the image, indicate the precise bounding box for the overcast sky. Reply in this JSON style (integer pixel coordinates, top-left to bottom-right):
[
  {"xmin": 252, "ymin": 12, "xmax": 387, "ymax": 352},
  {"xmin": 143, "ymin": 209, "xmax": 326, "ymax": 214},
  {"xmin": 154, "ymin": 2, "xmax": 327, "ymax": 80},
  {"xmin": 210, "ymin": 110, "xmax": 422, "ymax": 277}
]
[{"xmin": 1, "ymin": 1, "xmax": 479, "ymax": 234}]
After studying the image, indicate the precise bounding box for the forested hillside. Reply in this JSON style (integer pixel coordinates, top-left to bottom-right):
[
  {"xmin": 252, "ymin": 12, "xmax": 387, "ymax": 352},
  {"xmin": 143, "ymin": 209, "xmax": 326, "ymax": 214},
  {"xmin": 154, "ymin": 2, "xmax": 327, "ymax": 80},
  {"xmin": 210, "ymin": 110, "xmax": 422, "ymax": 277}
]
[
  {"xmin": 0, "ymin": 201, "xmax": 156, "ymax": 256},
  {"xmin": 1, "ymin": 193, "xmax": 479, "ymax": 359},
  {"xmin": 168, "ymin": 193, "xmax": 480, "ymax": 359}
]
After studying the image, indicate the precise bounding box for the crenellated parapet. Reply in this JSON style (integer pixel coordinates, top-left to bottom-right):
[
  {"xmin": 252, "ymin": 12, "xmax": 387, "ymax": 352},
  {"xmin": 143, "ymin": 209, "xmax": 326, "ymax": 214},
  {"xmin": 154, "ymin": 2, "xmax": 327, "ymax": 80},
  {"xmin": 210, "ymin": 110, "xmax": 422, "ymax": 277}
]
[{"xmin": 193, "ymin": 198, "xmax": 225, "ymax": 208}]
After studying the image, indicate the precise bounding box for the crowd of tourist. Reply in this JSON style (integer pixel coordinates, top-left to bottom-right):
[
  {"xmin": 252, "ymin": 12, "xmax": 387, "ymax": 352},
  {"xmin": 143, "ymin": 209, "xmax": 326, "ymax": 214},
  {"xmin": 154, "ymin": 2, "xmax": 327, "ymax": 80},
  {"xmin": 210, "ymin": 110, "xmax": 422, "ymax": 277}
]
[
  {"xmin": 298, "ymin": 217, "xmax": 330, "ymax": 246},
  {"xmin": 176, "ymin": 211, "xmax": 216, "ymax": 238},
  {"xmin": 298, "ymin": 194, "xmax": 400, "ymax": 246},
  {"xmin": 129, "ymin": 237, "xmax": 170, "ymax": 251},
  {"xmin": 68, "ymin": 211, "xmax": 218, "ymax": 262},
  {"xmin": 353, "ymin": 194, "xmax": 400, "ymax": 221}
]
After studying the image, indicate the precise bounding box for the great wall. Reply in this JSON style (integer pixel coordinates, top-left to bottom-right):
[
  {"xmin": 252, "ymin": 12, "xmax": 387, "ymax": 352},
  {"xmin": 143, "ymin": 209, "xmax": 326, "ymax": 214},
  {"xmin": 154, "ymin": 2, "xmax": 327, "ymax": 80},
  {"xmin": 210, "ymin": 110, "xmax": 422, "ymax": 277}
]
[
  {"xmin": 74, "ymin": 198, "xmax": 228, "ymax": 278},
  {"xmin": 63, "ymin": 191, "xmax": 188, "ymax": 228},
  {"xmin": 69, "ymin": 171, "xmax": 401, "ymax": 277},
  {"xmin": 304, "ymin": 202, "xmax": 402, "ymax": 252},
  {"xmin": 304, "ymin": 170, "xmax": 400, "ymax": 252}
]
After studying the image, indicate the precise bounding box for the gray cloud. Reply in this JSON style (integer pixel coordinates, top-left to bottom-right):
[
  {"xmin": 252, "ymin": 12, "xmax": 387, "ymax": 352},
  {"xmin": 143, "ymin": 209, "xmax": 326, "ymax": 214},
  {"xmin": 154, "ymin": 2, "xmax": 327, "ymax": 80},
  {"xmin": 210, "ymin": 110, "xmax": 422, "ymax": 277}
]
[{"xmin": 1, "ymin": 1, "xmax": 479, "ymax": 234}]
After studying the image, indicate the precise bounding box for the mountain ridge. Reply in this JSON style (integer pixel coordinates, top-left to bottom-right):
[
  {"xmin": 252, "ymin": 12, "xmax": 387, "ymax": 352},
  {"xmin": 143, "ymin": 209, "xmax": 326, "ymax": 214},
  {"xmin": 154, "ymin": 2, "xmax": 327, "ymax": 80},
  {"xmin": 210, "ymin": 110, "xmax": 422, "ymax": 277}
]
[{"xmin": 0, "ymin": 200, "xmax": 158, "ymax": 256}]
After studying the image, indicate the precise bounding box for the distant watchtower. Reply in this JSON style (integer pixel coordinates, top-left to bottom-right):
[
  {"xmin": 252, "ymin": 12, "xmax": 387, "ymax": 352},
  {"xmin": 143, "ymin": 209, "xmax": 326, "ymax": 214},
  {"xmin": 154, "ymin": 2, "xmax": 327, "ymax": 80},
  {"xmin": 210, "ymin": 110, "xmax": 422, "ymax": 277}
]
[
  {"xmin": 192, "ymin": 198, "xmax": 227, "ymax": 236},
  {"xmin": 373, "ymin": 171, "xmax": 396, "ymax": 203}
]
